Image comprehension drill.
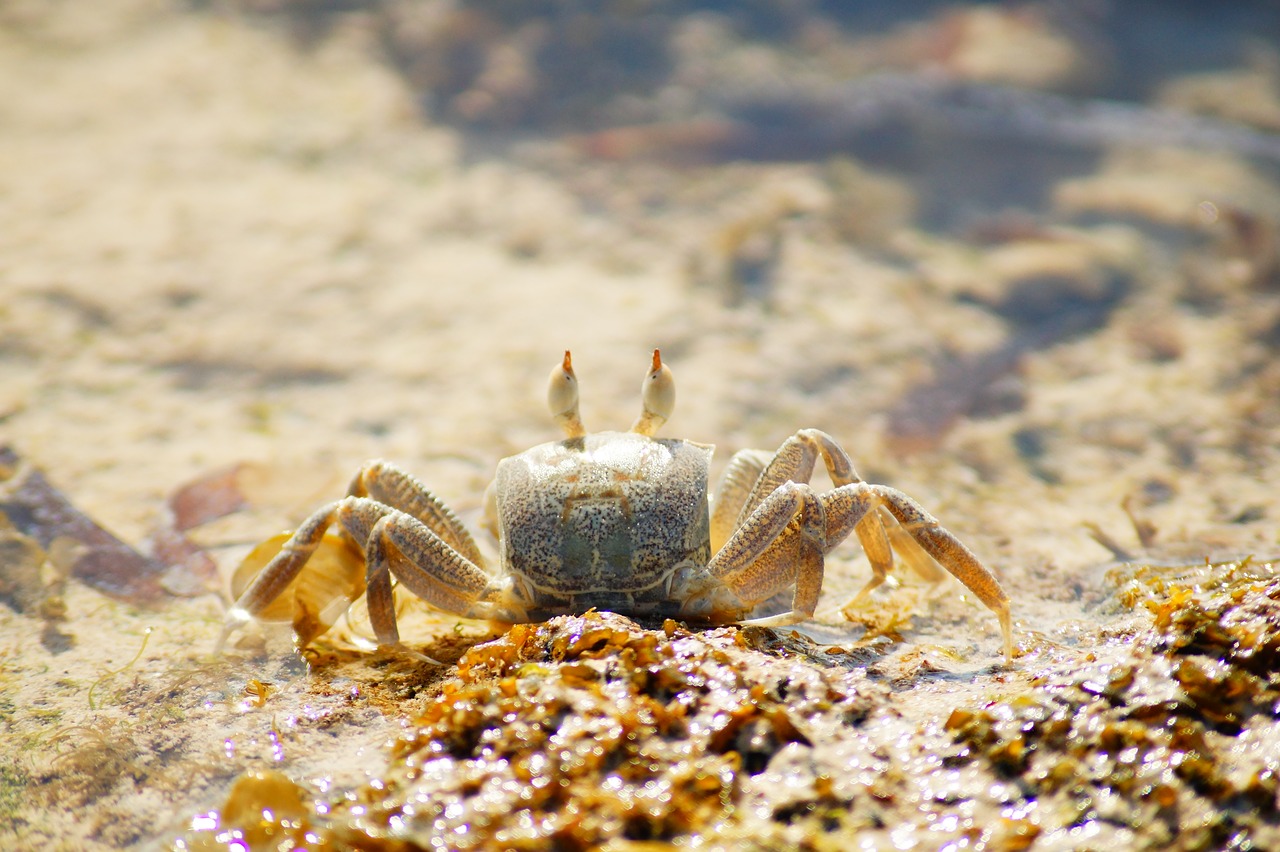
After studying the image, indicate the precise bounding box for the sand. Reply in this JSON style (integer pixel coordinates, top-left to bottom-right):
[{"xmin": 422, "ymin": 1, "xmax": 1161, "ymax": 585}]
[{"xmin": 2, "ymin": 1, "xmax": 1278, "ymax": 848}]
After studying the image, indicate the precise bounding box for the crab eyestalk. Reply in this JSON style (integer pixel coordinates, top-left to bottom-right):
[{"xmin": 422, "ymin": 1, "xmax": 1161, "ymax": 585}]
[
  {"xmin": 549, "ymin": 350, "xmax": 586, "ymax": 439},
  {"xmin": 631, "ymin": 349, "xmax": 675, "ymax": 437}
]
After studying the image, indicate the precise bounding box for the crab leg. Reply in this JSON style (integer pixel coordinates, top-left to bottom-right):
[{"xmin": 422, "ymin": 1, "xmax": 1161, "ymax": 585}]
[
  {"xmin": 874, "ymin": 506, "xmax": 947, "ymax": 585},
  {"xmin": 837, "ymin": 505, "xmax": 943, "ymax": 606},
  {"xmin": 824, "ymin": 483, "xmax": 1014, "ymax": 661},
  {"xmin": 362, "ymin": 520, "xmax": 400, "ymax": 645},
  {"xmin": 715, "ymin": 429, "xmax": 897, "ymax": 590},
  {"xmin": 221, "ymin": 500, "xmax": 349, "ymax": 642},
  {"xmin": 348, "ymin": 460, "xmax": 484, "ymax": 567},
  {"xmin": 737, "ymin": 429, "xmax": 860, "ymax": 505},
  {"xmin": 364, "ymin": 509, "xmax": 506, "ymax": 629},
  {"xmin": 704, "ymin": 480, "xmax": 828, "ymax": 626},
  {"xmin": 710, "ymin": 448, "xmax": 772, "ymax": 551},
  {"xmin": 221, "ymin": 496, "xmax": 496, "ymax": 651}
]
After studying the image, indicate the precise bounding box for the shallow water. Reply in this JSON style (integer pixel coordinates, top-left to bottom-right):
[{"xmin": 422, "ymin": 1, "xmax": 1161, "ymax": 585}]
[{"xmin": 1, "ymin": 1, "xmax": 1279, "ymax": 848}]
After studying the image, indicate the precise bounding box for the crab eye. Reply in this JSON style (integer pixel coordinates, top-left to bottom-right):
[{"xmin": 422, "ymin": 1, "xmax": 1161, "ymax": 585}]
[
  {"xmin": 548, "ymin": 350, "xmax": 586, "ymax": 438},
  {"xmin": 643, "ymin": 350, "xmax": 675, "ymax": 420},
  {"xmin": 632, "ymin": 349, "xmax": 675, "ymax": 436},
  {"xmin": 548, "ymin": 351, "xmax": 577, "ymax": 415}
]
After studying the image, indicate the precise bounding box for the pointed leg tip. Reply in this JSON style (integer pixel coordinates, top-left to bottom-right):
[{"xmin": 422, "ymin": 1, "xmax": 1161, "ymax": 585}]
[
  {"xmin": 213, "ymin": 625, "xmax": 235, "ymax": 655},
  {"xmin": 214, "ymin": 607, "xmax": 254, "ymax": 654},
  {"xmin": 998, "ymin": 607, "xmax": 1015, "ymax": 665}
]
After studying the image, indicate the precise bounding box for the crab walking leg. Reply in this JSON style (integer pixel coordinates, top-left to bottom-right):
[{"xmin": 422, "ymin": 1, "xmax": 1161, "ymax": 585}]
[
  {"xmin": 877, "ymin": 506, "xmax": 948, "ymax": 584},
  {"xmin": 710, "ymin": 449, "xmax": 773, "ymax": 551},
  {"xmin": 841, "ymin": 506, "xmax": 944, "ymax": 607},
  {"xmin": 737, "ymin": 429, "xmax": 861, "ymax": 523},
  {"xmin": 726, "ymin": 429, "xmax": 898, "ymax": 586},
  {"xmin": 348, "ymin": 460, "xmax": 484, "ymax": 567},
  {"xmin": 361, "ymin": 512, "xmax": 491, "ymax": 663},
  {"xmin": 219, "ymin": 497, "xmax": 491, "ymax": 649},
  {"xmin": 825, "ymin": 483, "xmax": 1014, "ymax": 661},
  {"xmin": 704, "ymin": 481, "xmax": 828, "ymax": 626},
  {"xmin": 370, "ymin": 510, "xmax": 507, "ymax": 623},
  {"xmin": 219, "ymin": 500, "xmax": 349, "ymax": 649},
  {"xmin": 362, "ymin": 520, "xmax": 400, "ymax": 646},
  {"xmin": 850, "ymin": 507, "xmax": 896, "ymax": 599}
]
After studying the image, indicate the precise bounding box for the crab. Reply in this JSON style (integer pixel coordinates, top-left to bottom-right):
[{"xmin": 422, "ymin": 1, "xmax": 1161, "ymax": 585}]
[{"xmin": 220, "ymin": 350, "xmax": 1013, "ymax": 660}]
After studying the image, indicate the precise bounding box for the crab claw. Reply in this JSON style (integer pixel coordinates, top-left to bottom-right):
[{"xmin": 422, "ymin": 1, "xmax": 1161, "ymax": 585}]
[
  {"xmin": 631, "ymin": 349, "xmax": 675, "ymax": 437},
  {"xmin": 549, "ymin": 350, "xmax": 586, "ymax": 438}
]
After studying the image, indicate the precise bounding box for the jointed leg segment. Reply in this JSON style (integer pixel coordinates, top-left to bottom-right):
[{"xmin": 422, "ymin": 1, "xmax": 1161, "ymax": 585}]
[
  {"xmin": 710, "ymin": 430, "xmax": 1014, "ymax": 660},
  {"xmin": 348, "ymin": 460, "xmax": 484, "ymax": 567},
  {"xmin": 713, "ymin": 429, "xmax": 896, "ymax": 591},
  {"xmin": 221, "ymin": 461, "xmax": 497, "ymax": 652},
  {"xmin": 705, "ymin": 480, "xmax": 828, "ymax": 626},
  {"xmin": 710, "ymin": 449, "xmax": 772, "ymax": 551}
]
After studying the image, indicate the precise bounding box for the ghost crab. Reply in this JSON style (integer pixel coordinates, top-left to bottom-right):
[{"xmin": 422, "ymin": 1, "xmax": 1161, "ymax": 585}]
[{"xmin": 221, "ymin": 351, "xmax": 1013, "ymax": 660}]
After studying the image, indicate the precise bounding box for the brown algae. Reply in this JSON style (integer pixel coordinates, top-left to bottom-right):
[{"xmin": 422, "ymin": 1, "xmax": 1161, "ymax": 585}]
[
  {"xmin": 175, "ymin": 559, "xmax": 1280, "ymax": 851},
  {"xmin": 946, "ymin": 559, "xmax": 1280, "ymax": 850},
  {"xmin": 176, "ymin": 612, "xmax": 883, "ymax": 850}
]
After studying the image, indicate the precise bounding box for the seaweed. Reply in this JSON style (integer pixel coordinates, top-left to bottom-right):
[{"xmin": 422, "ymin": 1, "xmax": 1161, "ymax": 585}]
[
  {"xmin": 943, "ymin": 558, "xmax": 1280, "ymax": 849},
  {"xmin": 176, "ymin": 612, "xmax": 882, "ymax": 850}
]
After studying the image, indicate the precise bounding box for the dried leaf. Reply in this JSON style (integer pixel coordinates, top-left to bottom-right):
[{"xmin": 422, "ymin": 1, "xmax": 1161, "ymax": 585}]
[{"xmin": 0, "ymin": 446, "xmax": 169, "ymax": 604}]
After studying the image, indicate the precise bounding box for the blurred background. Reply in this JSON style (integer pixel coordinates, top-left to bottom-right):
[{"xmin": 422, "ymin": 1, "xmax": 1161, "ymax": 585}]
[{"xmin": 3, "ymin": 0, "xmax": 1277, "ymax": 571}]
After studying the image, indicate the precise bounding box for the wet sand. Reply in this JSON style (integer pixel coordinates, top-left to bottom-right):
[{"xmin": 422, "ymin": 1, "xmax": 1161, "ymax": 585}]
[{"xmin": 2, "ymin": 1, "xmax": 1279, "ymax": 848}]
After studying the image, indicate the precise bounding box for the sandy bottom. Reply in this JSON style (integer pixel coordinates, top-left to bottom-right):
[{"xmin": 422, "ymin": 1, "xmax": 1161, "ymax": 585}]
[{"xmin": 1, "ymin": 1, "xmax": 1278, "ymax": 849}]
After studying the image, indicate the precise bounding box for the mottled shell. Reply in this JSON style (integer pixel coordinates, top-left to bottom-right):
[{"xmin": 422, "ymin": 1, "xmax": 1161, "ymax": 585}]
[{"xmin": 494, "ymin": 431, "xmax": 712, "ymax": 612}]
